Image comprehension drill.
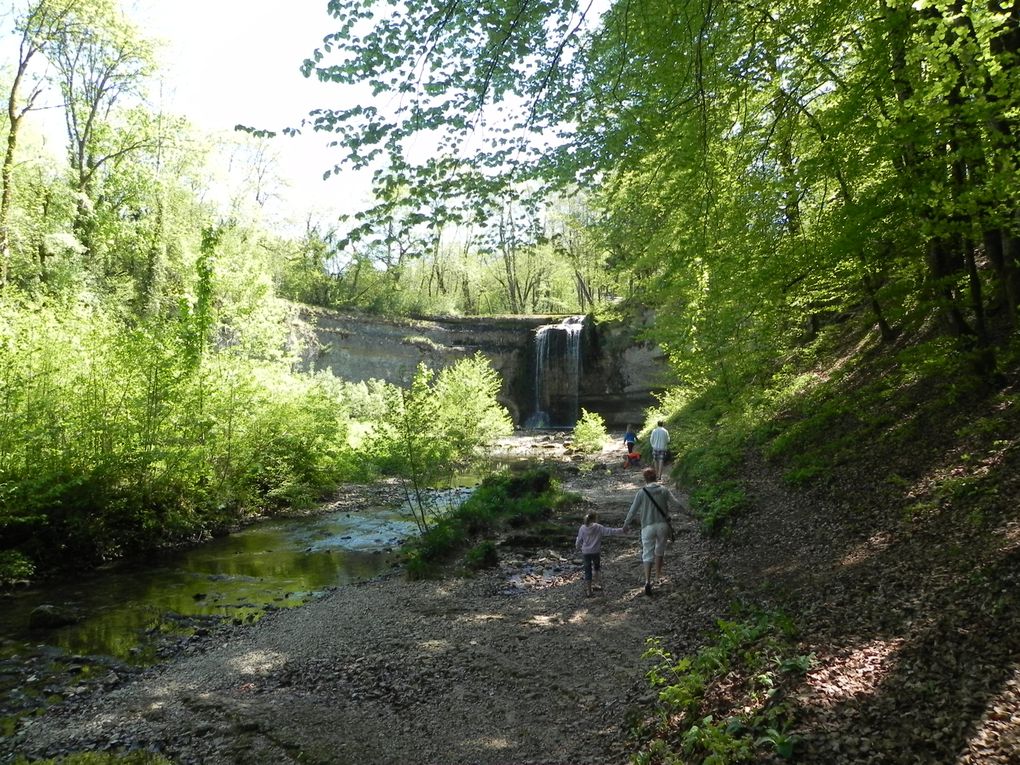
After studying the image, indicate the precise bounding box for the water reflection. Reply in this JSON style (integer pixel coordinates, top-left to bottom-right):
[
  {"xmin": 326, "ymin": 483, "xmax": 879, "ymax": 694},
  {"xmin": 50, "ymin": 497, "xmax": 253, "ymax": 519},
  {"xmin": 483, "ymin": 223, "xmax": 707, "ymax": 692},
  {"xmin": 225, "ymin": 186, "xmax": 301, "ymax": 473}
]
[{"xmin": 0, "ymin": 505, "xmax": 419, "ymax": 663}]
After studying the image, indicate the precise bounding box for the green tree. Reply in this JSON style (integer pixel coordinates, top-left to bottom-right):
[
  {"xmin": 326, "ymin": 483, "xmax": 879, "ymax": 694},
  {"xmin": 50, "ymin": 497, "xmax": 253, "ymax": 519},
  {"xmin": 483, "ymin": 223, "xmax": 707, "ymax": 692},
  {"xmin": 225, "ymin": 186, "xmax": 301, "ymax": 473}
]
[
  {"xmin": 371, "ymin": 356, "xmax": 512, "ymax": 531},
  {"xmin": 309, "ymin": 0, "xmax": 1020, "ymax": 385},
  {"xmin": 44, "ymin": 0, "xmax": 156, "ymax": 259},
  {"xmin": 0, "ymin": 0, "xmax": 76, "ymax": 287}
]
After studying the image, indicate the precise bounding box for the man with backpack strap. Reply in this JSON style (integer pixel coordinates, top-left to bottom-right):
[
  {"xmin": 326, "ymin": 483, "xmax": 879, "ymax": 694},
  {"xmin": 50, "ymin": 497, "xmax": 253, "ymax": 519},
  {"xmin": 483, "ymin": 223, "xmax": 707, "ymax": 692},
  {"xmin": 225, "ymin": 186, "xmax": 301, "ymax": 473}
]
[{"xmin": 623, "ymin": 467, "xmax": 690, "ymax": 596}]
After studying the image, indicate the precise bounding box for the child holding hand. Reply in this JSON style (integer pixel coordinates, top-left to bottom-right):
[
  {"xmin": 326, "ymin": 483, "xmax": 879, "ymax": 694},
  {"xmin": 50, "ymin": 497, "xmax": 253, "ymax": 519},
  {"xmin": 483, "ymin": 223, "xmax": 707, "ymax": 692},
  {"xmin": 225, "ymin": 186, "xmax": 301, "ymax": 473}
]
[{"xmin": 575, "ymin": 511, "xmax": 626, "ymax": 597}]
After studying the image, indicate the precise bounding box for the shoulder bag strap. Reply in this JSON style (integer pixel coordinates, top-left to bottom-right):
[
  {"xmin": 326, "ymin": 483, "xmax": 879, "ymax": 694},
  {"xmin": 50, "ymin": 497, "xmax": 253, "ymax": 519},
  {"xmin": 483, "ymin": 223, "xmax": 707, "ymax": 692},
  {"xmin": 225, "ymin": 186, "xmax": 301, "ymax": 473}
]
[{"xmin": 642, "ymin": 487, "xmax": 674, "ymax": 531}]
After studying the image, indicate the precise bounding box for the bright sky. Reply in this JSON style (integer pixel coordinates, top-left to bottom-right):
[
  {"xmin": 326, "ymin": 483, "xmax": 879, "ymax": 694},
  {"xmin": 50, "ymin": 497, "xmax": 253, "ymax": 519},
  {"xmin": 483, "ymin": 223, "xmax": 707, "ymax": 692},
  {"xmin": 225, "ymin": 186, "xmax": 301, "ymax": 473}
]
[
  {"xmin": 127, "ymin": 0, "xmax": 368, "ymax": 227},
  {"xmin": 4, "ymin": 0, "xmax": 606, "ymax": 232},
  {"xmin": 0, "ymin": 1, "xmax": 367, "ymax": 229},
  {"xmin": 131, "ymin": 1, "xmax": 328, "ymax": 134}
]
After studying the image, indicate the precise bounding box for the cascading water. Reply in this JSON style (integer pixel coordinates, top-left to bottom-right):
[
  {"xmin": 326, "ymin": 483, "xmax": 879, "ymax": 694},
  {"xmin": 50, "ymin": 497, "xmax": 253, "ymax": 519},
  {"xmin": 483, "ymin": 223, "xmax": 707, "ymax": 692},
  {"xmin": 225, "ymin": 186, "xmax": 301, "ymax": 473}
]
[{"xmin": 525, "ymin": 315, "xmax": 585, "ymax": 428}]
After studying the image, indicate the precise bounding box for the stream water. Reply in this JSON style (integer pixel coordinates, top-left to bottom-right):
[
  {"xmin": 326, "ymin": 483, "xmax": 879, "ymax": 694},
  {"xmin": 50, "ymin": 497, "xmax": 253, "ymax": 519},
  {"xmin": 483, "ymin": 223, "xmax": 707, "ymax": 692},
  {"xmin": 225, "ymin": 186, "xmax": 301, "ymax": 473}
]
[
  {"xmin": 0, "ymin": 498, "xmax": 436, "ymax": 725},
  {"xmin": 1, "ymin": 504, "xmax": 421, "ymax": 664},
  {"xmin": 0, "ymin": 458, "xmax": 529, "ymax": 728}
]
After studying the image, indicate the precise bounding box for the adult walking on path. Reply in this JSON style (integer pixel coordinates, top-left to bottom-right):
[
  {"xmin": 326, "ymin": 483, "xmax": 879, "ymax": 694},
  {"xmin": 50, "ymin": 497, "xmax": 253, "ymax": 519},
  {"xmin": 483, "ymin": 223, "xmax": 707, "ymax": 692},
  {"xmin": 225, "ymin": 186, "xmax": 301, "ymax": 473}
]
[
  {"xmin": 649, "ymin": 420, "xmax": 670, "ymax": 480},
  {"xmin": 623, "ymin": 467, "xmax": 689, "ymax": 596}
]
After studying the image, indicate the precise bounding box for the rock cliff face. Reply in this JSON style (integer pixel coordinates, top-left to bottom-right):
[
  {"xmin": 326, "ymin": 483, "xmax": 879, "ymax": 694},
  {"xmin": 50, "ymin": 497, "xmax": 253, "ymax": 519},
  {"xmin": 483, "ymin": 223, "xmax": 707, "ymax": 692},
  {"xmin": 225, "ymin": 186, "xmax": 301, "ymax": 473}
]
[{"xmin": 298, "ymin": 308, "xmax": 671, "ymax": 428}]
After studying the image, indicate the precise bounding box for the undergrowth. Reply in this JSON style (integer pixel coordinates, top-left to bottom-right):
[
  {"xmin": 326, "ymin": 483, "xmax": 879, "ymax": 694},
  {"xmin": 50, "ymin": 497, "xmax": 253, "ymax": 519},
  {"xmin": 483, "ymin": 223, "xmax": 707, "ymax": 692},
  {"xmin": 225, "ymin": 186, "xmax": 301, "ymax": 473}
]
[
  {"xmin": 572, "ymin": 408, "xmax": 610, "ymax": 453},
  {"xmin": 631, "ymin": 609, "xmax": 813, "ymax": 764},
  {"xmin": 403, "ymin": 468, "xmax": 574, "ymax": 579},
  {"xmin": 11, "ymin": 753, "xmax": 172, "ymax": 764},
  {"xmin": 662, "ymin": 318, "xmax": 1020, "ymax": 534}
]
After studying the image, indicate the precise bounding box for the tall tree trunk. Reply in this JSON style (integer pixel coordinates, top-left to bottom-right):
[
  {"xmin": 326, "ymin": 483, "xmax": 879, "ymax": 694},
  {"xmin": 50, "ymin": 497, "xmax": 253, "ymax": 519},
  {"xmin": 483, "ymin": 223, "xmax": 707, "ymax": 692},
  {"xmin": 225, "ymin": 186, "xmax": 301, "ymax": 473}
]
[
  {"xmin": 926, "ymin": 236, "xmax": 974, "ymax": 337},
  {"xmin": 862, "ymin": 269, "xmax": 897, "ymax": 343},
  {"xmin": 0, "ymin": 113, "xmax": 20, "ymax": 287},
  {"xmin": 36, "ymin": 185, "xmax": 53, "ymax": 282},
  {"xmin": 982, "ymin": 0, "xmax": 1020, "ymax": 325}
]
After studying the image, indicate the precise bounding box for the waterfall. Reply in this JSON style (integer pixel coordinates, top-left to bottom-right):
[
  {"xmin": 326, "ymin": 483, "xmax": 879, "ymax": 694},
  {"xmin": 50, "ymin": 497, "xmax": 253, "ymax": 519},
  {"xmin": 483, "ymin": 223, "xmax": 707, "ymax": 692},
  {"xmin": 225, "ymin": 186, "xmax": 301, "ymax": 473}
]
[{"xmin": 525, "ymin": 315, "xmax": 585, "ymax": 428}]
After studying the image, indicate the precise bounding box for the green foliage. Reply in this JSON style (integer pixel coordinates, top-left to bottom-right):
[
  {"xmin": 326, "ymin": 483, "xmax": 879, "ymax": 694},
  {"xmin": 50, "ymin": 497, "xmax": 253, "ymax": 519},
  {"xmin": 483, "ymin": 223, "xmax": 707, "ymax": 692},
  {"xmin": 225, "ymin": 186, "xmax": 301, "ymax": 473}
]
[
  {"xmin": 651, "ymin": 388, "xmax": 758, "ymax": 532},
  {"xmin": 271, "ymin": 191, "xmax": 618, "ymax": 318},
  {"xmin": 369, "ymin": 355, "xmax": 512, "ymax": 531},
  {"xmin": 755, "ymin": 722, "xmax": 798, "ymax": 759},
  {"xmin": 403, "ymin": 469, "xmax": 560, "ymax": 579},
  {"xmin": 571, "ymin": 408, "xmax": 608, "ymax": 454},
  {"xmin": 688, "ymin": 482, "xmax": 745, "ymax": 535},
  {"xmin": 634, "ymin": 611, "xmax": 804, "ymax": 764},
  {"xmin": 307, "ymin": 0, "xmax": 1020, "ymax": 434},
  {"xmin": 464, "ymin": 540, "xmax": 498, "ymax": 570},
  {"xmin": 778, "ymin": 653, "xmax": 816, "ymax": 675},
  {"xmin": 680, "ymin": 716, "xmax": 753, "ymax": 764},
  {"xmin": 0, "ymin": 292, "xmax": 364, "ymax": 571},
  {"xmin": 338, "ymin": 378, "xmax": 387, "ymax": 417},
  {"xmin": 10, "ymin": 753, "xmax": 171, "ymax": 765},
  {"xmin": 0, "ymin": 549, "xmax": 35, "ymax": 583}
]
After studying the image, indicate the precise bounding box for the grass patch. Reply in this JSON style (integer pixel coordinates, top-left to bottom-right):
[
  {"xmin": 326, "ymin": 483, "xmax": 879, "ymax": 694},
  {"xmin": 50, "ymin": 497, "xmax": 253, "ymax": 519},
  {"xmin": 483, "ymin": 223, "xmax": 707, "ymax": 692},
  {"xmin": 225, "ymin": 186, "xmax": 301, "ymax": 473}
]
[{"xmin": 403, "ymin": 468, "xmax": 571, "ymax": 579}]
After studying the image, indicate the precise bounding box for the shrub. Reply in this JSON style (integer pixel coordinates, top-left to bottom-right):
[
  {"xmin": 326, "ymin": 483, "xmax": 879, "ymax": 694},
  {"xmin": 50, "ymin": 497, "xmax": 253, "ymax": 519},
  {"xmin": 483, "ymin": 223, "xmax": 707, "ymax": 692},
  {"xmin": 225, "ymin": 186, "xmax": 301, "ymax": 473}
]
[
  {"xmin": 369, "ymin": 356, "xmax": 513, "ymax": 531},
  {"xmin": 402, "ymin": 469, "xmax": 562, "ymax": 578},
  {"xmin": 571, "ymin": 408, "xmax": 608, "ymax": 453},
  {"xmin": 0, "ymin": 296, "xmax": 365, "ymax": 571},
  {"xmin": 464, "ymin": 540, "xmax": 499, "ymax": 570},
  {"xmin": 0, "ymin": 549, "xmax": 35, "ymax": 584}
]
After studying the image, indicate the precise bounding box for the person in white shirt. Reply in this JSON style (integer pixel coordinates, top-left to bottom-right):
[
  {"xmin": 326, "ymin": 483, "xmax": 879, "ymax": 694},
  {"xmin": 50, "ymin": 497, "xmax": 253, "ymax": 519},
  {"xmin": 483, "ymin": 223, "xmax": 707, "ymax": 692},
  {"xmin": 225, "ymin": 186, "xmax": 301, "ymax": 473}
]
[{"xmin": 649, "ymin": 420, "xmax": 670, "ymax": 480}]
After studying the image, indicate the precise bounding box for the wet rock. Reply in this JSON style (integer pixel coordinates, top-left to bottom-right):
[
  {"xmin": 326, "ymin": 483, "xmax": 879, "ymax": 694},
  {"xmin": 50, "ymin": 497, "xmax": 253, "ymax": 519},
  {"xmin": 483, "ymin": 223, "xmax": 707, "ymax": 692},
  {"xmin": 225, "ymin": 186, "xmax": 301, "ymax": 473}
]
[{"xmin": 28, "ymin": 604, "xmax": 80, "ymax": 630}]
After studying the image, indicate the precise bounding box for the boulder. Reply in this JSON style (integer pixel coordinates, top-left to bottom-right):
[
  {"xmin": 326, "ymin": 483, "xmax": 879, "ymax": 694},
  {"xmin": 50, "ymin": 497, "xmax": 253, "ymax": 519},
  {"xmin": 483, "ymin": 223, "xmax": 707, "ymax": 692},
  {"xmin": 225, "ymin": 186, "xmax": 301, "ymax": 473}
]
[{"xmin": 28, "ymin": 604, "xmax": 80, "ymax": 630}]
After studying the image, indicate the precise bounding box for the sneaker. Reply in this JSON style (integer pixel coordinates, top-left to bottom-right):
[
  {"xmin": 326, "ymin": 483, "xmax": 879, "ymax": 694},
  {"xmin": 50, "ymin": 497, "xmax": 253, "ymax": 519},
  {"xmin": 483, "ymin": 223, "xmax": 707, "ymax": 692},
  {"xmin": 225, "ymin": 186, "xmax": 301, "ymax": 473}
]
[{"xmin": 644, "ymin": 583, "xmax": 652, "ymax": 596}]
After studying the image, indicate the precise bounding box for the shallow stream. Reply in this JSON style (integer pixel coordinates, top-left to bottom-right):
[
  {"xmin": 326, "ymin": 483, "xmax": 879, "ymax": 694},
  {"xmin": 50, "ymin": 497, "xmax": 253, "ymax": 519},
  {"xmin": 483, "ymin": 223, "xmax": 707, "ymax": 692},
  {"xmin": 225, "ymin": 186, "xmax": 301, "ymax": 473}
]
[
  {"xmin": 0, "ymin": 504, "xmax": 422, "ymax": 666},
  {"xmin": 0, "ymin": 500, "xmax": 431, "ymax": 727}
]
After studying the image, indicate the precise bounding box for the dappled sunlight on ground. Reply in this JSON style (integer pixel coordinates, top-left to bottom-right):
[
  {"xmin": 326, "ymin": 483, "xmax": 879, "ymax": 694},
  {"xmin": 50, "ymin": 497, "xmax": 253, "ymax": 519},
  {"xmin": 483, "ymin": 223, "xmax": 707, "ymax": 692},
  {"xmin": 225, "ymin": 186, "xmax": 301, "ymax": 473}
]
[
  {"xmin": 417, "ymin": 638, "xmax": 452, "ymax": 653},
  {"xmin": 227, "ymin": 649, "xmax": 287, "ymax": 676},
  {"xmin": 597, "ymin": 608, "xmax": 637, "ymax": 627},
  {"xmin": 524, "ymin": 613, "xmax": 563, "ymax": 628},
  {"xmin": 839, "ymin": 530, "xmax": 894, "ymax": 567},
  {"xmin": 466, "ymin": 735, "xmax": 514, "ymax": 752},
  {"xmin": 966, "ymin": 666, "xmax": 1020, "ymax": 760},
  {"xmin": 803, "ymin": 638, "xmax": 906, "ymax": 705},
  {"xmin": 995, "ymin": 519, "xmax": 1020, "ymax": 549},
  {"xmin": 567, "ymin": 608, "xmax": 593, "ymax": 624},
  {"xmin": 434, "ymin": 581, "xmax": 470, "ymax": 597}
]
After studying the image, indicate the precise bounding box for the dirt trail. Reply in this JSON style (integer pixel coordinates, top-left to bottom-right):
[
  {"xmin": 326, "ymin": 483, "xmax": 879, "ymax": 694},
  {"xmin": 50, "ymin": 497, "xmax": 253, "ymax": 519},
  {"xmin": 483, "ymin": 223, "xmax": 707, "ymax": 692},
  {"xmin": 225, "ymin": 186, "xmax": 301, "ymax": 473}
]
[{"xmin": 4, "ymin": 441, "xmax": 723, "ymax": 765}]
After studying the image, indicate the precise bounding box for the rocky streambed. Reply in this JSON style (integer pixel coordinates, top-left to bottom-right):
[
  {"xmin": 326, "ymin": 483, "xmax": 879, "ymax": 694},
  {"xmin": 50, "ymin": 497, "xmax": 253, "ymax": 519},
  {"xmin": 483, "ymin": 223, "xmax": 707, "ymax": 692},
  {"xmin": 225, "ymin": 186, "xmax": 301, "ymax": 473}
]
[{"xmin": 3, "ymin": 436, "xmax": 686, "ymax": 764}]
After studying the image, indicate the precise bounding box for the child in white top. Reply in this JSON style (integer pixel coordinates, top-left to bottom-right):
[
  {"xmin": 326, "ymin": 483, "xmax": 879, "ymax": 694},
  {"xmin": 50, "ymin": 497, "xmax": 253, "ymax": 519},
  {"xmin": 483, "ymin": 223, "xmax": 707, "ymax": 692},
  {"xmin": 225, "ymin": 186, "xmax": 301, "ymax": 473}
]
[{"xmin": 575, "ymin": 511, "xmax": 626, "ymax": 596}]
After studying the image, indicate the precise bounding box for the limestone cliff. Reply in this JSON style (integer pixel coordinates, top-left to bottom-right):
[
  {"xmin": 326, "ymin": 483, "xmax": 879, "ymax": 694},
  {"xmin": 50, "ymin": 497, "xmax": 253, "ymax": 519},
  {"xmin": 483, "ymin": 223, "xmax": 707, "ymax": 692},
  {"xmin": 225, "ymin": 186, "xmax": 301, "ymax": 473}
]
[{"xmin": 297, "ymin": 307, "xmax": 672, "ymax": 428}]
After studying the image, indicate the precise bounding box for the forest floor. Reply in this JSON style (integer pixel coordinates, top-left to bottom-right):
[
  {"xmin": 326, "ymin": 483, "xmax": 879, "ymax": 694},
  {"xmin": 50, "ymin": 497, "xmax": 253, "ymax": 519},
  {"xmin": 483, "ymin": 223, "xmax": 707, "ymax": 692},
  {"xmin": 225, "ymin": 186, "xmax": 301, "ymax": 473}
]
[{"xmin": 3, "ymin": 432, "xmax": 1019, "ymax": 764}]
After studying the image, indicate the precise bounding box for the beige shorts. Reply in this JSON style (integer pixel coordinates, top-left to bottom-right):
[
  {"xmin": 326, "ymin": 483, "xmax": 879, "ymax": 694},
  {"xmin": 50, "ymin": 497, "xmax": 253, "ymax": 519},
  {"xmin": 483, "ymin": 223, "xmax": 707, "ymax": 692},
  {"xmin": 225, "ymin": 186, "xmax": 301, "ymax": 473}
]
[{"xmin": 640, "ymin": 523, "xmax": 669, "ymax": 563}]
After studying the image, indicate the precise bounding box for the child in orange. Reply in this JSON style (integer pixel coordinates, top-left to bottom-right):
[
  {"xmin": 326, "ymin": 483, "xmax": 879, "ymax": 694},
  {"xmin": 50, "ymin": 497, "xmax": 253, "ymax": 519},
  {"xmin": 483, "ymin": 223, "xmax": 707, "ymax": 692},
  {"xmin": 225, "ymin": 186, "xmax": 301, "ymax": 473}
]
[{"xmin": 575, "ymin": 511, "xmax": 626, "ymax": 596}]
